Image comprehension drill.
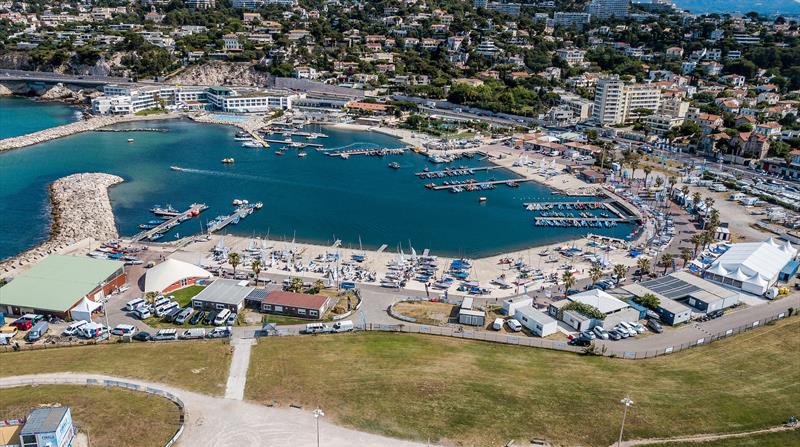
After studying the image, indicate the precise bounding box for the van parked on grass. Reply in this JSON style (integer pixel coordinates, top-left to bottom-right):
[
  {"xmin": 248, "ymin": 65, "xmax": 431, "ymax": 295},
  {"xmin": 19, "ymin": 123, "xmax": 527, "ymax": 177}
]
[
  {"xmin": 214, "ymin": 309, "xmax": 231, "ymax": 326},
  {"xmin": 153, "ymin": 296, "xmax": 171, "ymax": 308},
  {"xmin": 26, "ymin": 321, "xmax": 49, "ymax": 342},
  {"xmin": 155, "ymin": 301, "xmax": 179, "ymax": 317},
  {"xmin": 133, "ymin": 307, "xmax": 151, "ymax": 320},
  {"xmin": 153, "ymin": 329, "xmax": 177, "ymax": 341},
  {"xmin": 126, "ymin": 298, "xmax": 146, "ymax": 311}
]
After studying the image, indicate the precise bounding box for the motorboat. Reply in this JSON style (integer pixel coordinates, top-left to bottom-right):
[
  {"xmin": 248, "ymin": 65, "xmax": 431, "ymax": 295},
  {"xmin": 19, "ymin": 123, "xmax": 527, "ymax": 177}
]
[
  {"xmin": 298, "ymin": 152, "xmax": 307, "ymax": 157},
  {"xmin": 222, "ymin": 158, "xmax": 235, "ymax": 164},
  {"xmin": 388, "ymin": 162, "xmax": 400, "ymax": 169}
]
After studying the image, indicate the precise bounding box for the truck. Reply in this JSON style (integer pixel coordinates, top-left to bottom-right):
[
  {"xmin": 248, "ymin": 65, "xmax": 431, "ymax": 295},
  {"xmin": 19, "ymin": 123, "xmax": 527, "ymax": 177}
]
[{"xmin": 26, "ymin": 321, "xmax": 49, "ymax": 342}]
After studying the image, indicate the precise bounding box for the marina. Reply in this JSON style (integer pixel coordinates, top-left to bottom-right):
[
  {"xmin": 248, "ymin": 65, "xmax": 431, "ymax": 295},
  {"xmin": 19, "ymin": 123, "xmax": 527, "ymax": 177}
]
[
  {"xmin": 415, "ymin": 166, "xmax": 502, "ymax": 178},
  {"xmin": 263, "ymin": 139, "xmax": 324, "ymax": 148},
  {"xmin": 325, "ymin": 148, "xmax": 406, "ymax": 158},
  {"xmin": 431, "ymin": 178, "xmax": 535, "ymax": 191},
  {"xmin": 130, "ymin": 203, "xmax": 208, "ymax": 242}
]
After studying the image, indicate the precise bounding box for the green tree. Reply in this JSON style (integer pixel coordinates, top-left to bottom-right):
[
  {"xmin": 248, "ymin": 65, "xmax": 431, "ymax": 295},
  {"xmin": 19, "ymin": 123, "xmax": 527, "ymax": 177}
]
[
  {"xmin": 561, "ymin": 270, "xmax": 576, "ymax": 297},
  {"xmin": 251, "ymin": 258, "xmax": 262, "ymax": 286},
  {"xmin": 660, "ymin": 253, "xmax": 674, "ymax": 274},
  {"xmin": 289, "ymin": 277, "xmax": 303, "ymax": 293},
  {"xmin": 228, "ymin": 252, "xmax": 241, "ymax": 276},
  {"xmin": 634, "ymin": 293, "xmax": 661, "ymax": 310},
  {"xmin": 636, "ymin": 257, "xmax": 651, "ymax": 277},
  {"xmin": 613, "ymin": 264, "xmax": 627, "ymax": 285},
  {"xmin": 680, "ymin": 247, "xmax": 693, "ymax": 267},
  {"xmin": 589, "ymin": 266, "xmax": 603, "ymax": 286}
]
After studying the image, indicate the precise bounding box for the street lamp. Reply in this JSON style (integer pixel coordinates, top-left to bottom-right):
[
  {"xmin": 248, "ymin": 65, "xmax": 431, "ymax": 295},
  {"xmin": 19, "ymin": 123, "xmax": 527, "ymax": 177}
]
[
  {"xmin": 313, "ymin": 408, "xmax": 325, "ymax": 447},
  {"xmin": 617, "ymin": 396, "xmax": 634, "ymax": 447}
]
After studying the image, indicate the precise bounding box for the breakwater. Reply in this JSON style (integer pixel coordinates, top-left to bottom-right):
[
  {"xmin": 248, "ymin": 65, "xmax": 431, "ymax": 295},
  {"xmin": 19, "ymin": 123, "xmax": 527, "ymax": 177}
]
[{"xmin": 0, "ymin": 173, "xmax": 122, "ymax": 276}]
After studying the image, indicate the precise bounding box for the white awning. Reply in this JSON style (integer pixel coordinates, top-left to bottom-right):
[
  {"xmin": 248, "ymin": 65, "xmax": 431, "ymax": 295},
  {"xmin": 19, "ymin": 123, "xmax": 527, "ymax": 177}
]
[{"xmin": 144, "ymin": 258, "xmax": 212, "ymax": 292}]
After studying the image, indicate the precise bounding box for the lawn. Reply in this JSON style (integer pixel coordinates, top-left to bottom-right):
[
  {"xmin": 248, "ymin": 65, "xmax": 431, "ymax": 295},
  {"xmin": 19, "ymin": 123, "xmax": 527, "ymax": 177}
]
[
  {"xmin": 245, "ymin": 317, "xmax": 800, "ymax": 447},
  {"xmin": 0, "ymin": 341, "xmax": 231, "ymax": 395},
  {"xmin": 649, "ymin": 429, "xmax": 800, "ymax": 447},
  {"xmin": 168, "ymin": 285, "xmax": 205, "ymax": 307},
  {"xmin": 2, "ymin": 385, "xmax": 181, "ymax": 447}
]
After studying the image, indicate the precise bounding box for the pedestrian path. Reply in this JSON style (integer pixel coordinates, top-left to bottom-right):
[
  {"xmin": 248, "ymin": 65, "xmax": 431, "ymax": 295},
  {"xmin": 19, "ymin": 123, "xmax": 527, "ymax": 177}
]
[{"xmin": 225, "ymin": 337, "xmax": 255, "ymax": 400}]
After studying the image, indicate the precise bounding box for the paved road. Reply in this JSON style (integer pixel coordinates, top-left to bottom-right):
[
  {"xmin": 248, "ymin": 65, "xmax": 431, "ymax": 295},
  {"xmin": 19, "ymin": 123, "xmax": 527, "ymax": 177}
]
[
  {"xmin": 0, "ymin": 373, "xmax": 427, "ymax": 447},
  {"xmin": 0, "ymin": 68, "xmax": 132, "ymax": 85}
]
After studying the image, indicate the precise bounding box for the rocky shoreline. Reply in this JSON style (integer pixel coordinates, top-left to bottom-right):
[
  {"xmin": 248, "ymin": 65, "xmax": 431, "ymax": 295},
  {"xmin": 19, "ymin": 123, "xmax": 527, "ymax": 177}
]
[{"xmin": 0, "ymin": 173, "xmax": 123, "ymax": 277}]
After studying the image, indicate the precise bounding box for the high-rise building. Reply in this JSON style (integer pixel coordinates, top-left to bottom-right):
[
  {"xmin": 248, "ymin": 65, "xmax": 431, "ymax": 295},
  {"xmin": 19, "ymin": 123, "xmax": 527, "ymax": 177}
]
[
  {"xmin": 587, "ymin": 0, "xmax": 629, "ymax": 20},
  {"xmin": 592, "ymin": 76, "xmax": 660, "ymax": 125},
  {"xmin": 185, "ymin": 0, "xmax": 214, "ymax": 9},
  {"xmin": 553, "ymin": 12, "xmax": 592, "ymax": 29}
]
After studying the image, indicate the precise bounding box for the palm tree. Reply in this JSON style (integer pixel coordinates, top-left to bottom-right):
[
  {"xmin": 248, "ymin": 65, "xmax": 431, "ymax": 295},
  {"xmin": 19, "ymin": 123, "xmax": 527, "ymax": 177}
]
[
  {"xmin": 680, "ymin": 247, "xmax": 693, "ymax": 267},
  {"xmin": 629, "ymin": 158, "xmax": 640, "ymax": 183},
  {"xmin": 251, "ymin": 258, "xmax": 262, "ymax": 286},
  {"xmin": 690, "ymin": 233, "xmax": 703, "ymax": 255},
  {"xmin": 313, "ymin": 279, "xmax": 325, "ymax": 291},
  {"xmin": 228, "ymin": 252, "xmax": 241, "ymax": 277},
  {"xmin": 668, "ymin": 175, "xmax": 677, "ymax": 195},
  {"xmin": 681, "ymin": 185, "xmax": 690, "ymax": 205},
  {"xmin": 589, "ymin": 266, "xmax": 603, "ymax": 286},
  {"xmin": 636, "ymin": 257, "xmax": 651, "ymax": 277},
  {"xmin": 655, "ymin": 176, "xmax": 664, "ymax": 188},
  {"xmin": 660, "ymin": 253, "xmax": 674, "ymax": 274},
  {"xmin": 691, "ymin": 192, "xmax": 702, "ymax": 211},
  {"xmin": 643, "ymin": 166, "xmax": 652, "ymax": 186},
  {"xmin": 701, "ymin": 230, "xmax": 715, "ymax": 250},
  {"xmin": 561, "ymin": 270, "xmax": 576, "ymax": 297},
  {"xmin": 703, "ymin": 197, "xmax": 715, "ymax": 216},
  {"xmin": 289, "ymin": 277, "xmax": 303, "ymax": 293},
  {"xmin": 613, "ymin": 264, "xmax": 627, "ymax": 285}
]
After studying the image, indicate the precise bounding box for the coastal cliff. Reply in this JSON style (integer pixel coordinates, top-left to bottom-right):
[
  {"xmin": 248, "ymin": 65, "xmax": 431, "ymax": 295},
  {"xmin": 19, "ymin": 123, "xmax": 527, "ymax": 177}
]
[
  {"xmin": 0, "ymin": 173, "xmax": 123, "ymax": 276},
  {"xmin": 169, "ymin": 62, "xmax": 269, "ymax": 86}
]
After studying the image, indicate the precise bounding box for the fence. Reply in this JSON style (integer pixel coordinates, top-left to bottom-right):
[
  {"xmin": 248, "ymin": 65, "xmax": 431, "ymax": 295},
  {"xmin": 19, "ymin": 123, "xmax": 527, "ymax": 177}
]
[{"xmin": 0, "ymin": 376, "xmax": 186, "ymax": 447}]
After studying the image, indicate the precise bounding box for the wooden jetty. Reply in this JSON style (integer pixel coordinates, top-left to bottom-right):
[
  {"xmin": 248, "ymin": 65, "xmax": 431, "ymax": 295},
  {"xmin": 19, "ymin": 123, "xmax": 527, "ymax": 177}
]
[
  {"xmin": 264, "ymin": 139, "xmax": 324, "ymax": 148},
  {"xmin": 432, "ymin": 178, "xmax": 533, "ymax": 190},
  {"xmin": 523, "ymin": 201, "xmax": 628, "ymax": 219},
  {"xmin": 207, "ymin": 205, "xmax": 259, "ymax": 233},
  {"xmin": 131, "ymin": 203, "xmax": 207, "ymax": 243}
]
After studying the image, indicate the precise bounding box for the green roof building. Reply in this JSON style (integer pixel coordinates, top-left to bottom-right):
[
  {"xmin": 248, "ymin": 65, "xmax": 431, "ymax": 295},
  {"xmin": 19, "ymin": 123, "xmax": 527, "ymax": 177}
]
[{"xmin": 0, "ymin": 255, "xmax": 126, "ymax": 317}]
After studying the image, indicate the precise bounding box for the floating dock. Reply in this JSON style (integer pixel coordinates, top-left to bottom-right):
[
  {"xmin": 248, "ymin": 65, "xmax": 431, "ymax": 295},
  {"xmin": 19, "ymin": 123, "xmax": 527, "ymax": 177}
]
[
  {"xmin": 131, "ymin": 203, "xmax": 208, "ymax": 243},
  {"xmin": 264, "ymin": 139, "xmax": 324, "ymax": 148},
  {"xmin": 431, "ymin": 178, "xmax": 533, "ymax": 191},
  {"xmin": 207, "ymin": 204, "xmax": 260, "ymax": 233},
  {"xmin": 415, "ymin": 166, "xmax": 501, "ymax": 178},
  {"xmin": 326, "ymin": 148, "xmax": 405, "ymax": 157}
]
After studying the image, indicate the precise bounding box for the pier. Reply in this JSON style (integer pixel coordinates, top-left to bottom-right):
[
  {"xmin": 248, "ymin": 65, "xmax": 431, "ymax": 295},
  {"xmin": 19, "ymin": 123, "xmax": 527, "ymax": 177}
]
[
  {"xmin": 263, "ymin": 129, "xmax": 328, "ymax": 138},
  {"xmin": 131, "ymin": 203, "xmax": 208, "ymax": 243},
  {"xmin": 415, "ymin": 166, "xmax": 502, "ymax": 178},
  {"xmin": 207, "ymin": 205, "xmax": 260, "ymax": 234},
  {"xmin": 431, "ymin": 178, "xmax": 534, "ymax": 190},
  {"xmin": 523, "ymin": 200, "xmax": 629, "ymax": 220},
  {"xmin": 264, "ymin": 139, "xmax": 324, "ymax": 148},
  {"xmin": 326, "ymin": 148, "xmax": 405, "ymax": 157},
  {"xmin": 95, "ymin": 128, "xmax": 169, "ymax": 133},
  {"xmin": 533, "ymin": 216, "xmax": 633, "ymax": 225}
]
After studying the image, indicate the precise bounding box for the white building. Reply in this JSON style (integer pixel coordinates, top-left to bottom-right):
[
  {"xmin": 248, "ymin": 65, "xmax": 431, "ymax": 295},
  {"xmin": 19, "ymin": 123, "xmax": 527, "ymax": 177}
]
[
  {"xmin": 514, "ymin": 306, "xmax": 557, "ymax": 337},
  {"xmin": 548, "ymin": 289, "xmax": 640, "ymax": 331},
  {"xmin": 704, "ymin": 238, "xmax": 797, "ymax": 295},
  {"xmin": 502, "ymin": 296, "xmax": 533, "ymax": 315},
  {"xmin": 556, "ymin": 48, "xmax": 586, "ymax": 66},
  {"xmin": 592, "ymin": 76, "xmax": 660, "ymax": 125},
  {"xmin": 554, "ymin": 12, "xmax": 591, "ymax": 29},
  {"xmin": 587, "ymin": 0, "xmax": 629, "ymax": 20}
]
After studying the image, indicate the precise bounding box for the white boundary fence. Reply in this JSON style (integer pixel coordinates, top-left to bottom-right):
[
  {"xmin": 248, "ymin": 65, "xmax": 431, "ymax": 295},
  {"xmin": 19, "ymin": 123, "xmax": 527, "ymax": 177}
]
[{"xmin": 1, "ymin": 377, "xmax": 186, "ymax": 447}]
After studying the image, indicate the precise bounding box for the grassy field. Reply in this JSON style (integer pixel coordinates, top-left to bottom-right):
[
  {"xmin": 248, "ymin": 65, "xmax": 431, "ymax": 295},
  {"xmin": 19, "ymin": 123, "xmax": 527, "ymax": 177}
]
[
  {"xmin": 648, "ymin": 429, "xmax": 800, "ymax": 447},
  {"xmin": 0, "ymin": 341, "xmax": 231, "ymax": 395},
  {"xmin": 2, "ymin": 385, "xmax": 180, "ymax": 447},
  {"xmin": 167, "ymin": 285, "xmax": 205, "ymax": 307},
  {"xmin": 245, "ymin": 317, "xmax": 800, "ymax": 447}
]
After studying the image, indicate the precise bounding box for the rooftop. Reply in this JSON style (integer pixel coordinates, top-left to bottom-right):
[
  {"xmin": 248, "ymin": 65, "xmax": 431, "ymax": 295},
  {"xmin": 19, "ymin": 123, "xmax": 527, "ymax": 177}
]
[
  {"xmin": 20, "ymin": 407, "xmax": 69, "ymax": 435},
  {"xmin": 192, "ymin": 279, "xmax": 253, "ymax": 305},
  {"xmin": 0, "ymin": 255, "xmax": 124, "ymax": 312},
  {"xmin": 568, "ymin": 289, "xmax": 629, "ymax": 314},
  {"xmin": 262, "ymin": 290, "xmax": 330, "ymax": 309}
]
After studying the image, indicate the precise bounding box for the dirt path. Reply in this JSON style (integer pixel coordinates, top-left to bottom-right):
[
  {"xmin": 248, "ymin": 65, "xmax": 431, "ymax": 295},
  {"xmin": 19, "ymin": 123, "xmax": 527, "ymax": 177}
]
[
  {"xmin": 224, "ymin": 337, "xmax": 254, "ymax": 400},
  {"xmin": 0, "ymin": 373, "xmax": 427, "ymax": 447},
  {"xmin": 613, "ymin": 424, "xmax": 799, "ymax": 446}
]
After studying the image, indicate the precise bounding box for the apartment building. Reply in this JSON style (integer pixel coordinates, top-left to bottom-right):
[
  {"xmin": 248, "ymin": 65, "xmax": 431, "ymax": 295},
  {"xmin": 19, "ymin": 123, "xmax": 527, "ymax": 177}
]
[
  {"xmin": 592, "ymin": 76, "xmax": 660, "ymax": 125},
  {"xmin": 587, "ymin": 0, "xmax": 629, "ymax": 20}
]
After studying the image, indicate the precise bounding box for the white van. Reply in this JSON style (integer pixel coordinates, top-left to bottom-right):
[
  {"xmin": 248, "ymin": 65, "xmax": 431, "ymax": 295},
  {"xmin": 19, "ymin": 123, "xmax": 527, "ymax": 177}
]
[
  {"xmin": 63, "ymin": 320, "xmax": 88, "ymax": 336},
  {"xmin": 155, "ymin": 301, "xmax": 179, "ymax": 317},
  {"xmin": 110, "ymin": 324, "xmax": 137, "ymax": 336},
  {"xmin": 126, "ymin": 298, "xmax": 146, "ymax": 311},
  {"xmin": 180, "ymin": 328, "xmax": 206, "ymax": 340},
  {"xmin": 153, "ymin": 296, "xmax": 171, "ymax": 308},
  {"xmin": 618, "ymin": 321, "xmax": 638, "ymax": 336},
  {"xmin": 133, "ymin": 307, "xmax": 151, "ymax": 320},
  {"xmin": 492, "ymin": 318, "xmax": 504, "ymax": 331},
  {"xmin": 214, "ymin": 309, "xmax": 231, "ymax": 326},
  {"xmin": 506, "ymin": 319, "xmax": 522, "ymax": 332},
  {"xmin": 153, "ymin": 329, "xmax": 178, "ymax": 341},
  {"xmin": 303, "ymin": 323, "xmax": 329, "ymax": 334},
  {"xmin": 331, "ymin": 320, "xmax": 354, "ymax": 333}
]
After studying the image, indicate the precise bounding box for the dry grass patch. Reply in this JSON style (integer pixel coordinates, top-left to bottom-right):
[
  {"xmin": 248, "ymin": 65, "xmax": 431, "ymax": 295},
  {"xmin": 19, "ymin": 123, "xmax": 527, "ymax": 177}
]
[
  {"xmin": 0, "ymin": 341, "xmax": 232, "ymax": 395},
  {"xmin": 246, "ymin": 317, "xmax": 800, "ymax": 446},
  {"xmin": 1, "ymin": 385, "xmax": 180, "ymax": 447},
  {"xmin": 393, "ymin": 301, "xmax": 457, "ymax": 325}
]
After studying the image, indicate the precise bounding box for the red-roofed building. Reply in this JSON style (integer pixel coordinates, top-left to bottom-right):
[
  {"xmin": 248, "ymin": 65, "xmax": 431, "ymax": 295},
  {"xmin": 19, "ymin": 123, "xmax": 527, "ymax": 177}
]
[
  {"xmin": 260, "ymin": 291, "xmax": 333, "ymax": 319},
  {"xmin": 345, "ymin": 101, "xmax": 391, "ymax": 113}
]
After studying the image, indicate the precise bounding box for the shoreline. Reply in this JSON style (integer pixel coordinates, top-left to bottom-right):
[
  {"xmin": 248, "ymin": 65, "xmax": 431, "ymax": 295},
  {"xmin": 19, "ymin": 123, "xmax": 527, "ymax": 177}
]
[{"xmin": 0, "ymin": 173, "xmax": 123, "ymax": 278}]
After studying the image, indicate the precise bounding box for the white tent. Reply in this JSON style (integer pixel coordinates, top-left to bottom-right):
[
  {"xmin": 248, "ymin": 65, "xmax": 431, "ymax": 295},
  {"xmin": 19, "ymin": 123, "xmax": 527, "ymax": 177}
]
[
  {"xmin": 144, "ymin": 258, "xmax": 212, "ymax": 293},
  {"xmin": 706, "ymin": 239, "xmax": 798, "ymax": 295},
  {"xmin": 70, "ymin": 297, "xmax": 102, "ymax": 323}
]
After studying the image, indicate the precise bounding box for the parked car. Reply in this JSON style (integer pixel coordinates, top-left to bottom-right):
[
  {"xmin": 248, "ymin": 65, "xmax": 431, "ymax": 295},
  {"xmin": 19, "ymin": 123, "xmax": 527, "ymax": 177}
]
[
  {"xmin": 506, "ymin": 319, "xmax": 522, "ymax": 332},
  {"xmin": 153, "ymin": 329, "xmax": 178, "ymax": 341},
  {"xmin": 331, "ymin": 320, "xmax": 354, "ymax": 333},
  {"xmin": 225, "ymin": 312, "xmax": 237, "ymax": 326},
  {"xmin": 190, "ymin": 310, "xmax": 205, "ymax": 325},
  {"xmin": 26, "ymin": 321, "xmax": 49, "ymax": 342},
  {"xmin": 629, "ymin": 322, "xmax": 646, "ymax": 334},
  {"xmin": 78, "ymin": 322, "xmax": 107, "ymax": 339},
  {"xmin": 174, "ymin": 308, "xmax": 193, "ymax": 325},
  {"xmin": 581, "ymin": 330, "xmax": 596, "ymax": 340},
  {"xmin": 492, "ymin": 318, "xmax": 504, "ymax": 331},
  {"xmin": 707, "ymin": 309, "xmax": 724, "ymax": 319},
  {"xmin": 618, "ymin": 322, "xmax": 639, "ymax": 336},
  {"xmin": 593, "ymin": 326, "xmax": 609, "ymax": 340},
  {"xmin": 12, "ymin": 314, "xmax": 43, "ymax": 331},
  {"xmin": 568, "ymin": 337, "xmax": 591, "ymax": 347},
  {"xmin": 207, "ymin": 326, "xmax": 231, "ymax": 338},
  {"xmin": 607, "ymin": 329, "xmax": 623, "ymax": 340},
  {"xmin": 303, "ymin": 323, "xmax": 330, "ymax": 334},
  {"xmin": 214, "ymin": 309, "xmax": 231, "ymax": 326},
  {"xmin": 614, "ymin": 325, "xmax": 631, "ymax": 338},
  {"xmin": 110, "ymin": 324, "xmax": 137, "ymax": 336},
  {"xmin": 180, "ymin": 328, "xmax": 206, "ymax": 340},
  {"xmin": 63, "ymin": 320, "xmax": 88, "ymax": 336},
  {"xmin": 203, "ymin": 311, "xmax": 218, "ymax": 325},
  {"xmin": 647, "ymin": 319, "xmax": 663, "ymax": 333},
  {"xmin": 163, "ymin": 307, "xmax": 182, "ymax": 323},
  {"xmin": 132, "ymin": 331, "xmax": 152, "ymax": 342},
  {"xmin": 133, "ymin": 307, "xmax": 151, "ymax": 320}
]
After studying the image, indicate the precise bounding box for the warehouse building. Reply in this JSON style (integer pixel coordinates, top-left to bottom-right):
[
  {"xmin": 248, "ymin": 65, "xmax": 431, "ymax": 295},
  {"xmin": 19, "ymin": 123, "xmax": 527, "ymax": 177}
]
[
  {"xmin": 458, "ymin": 297, "xmax": 486, "ymax": 326},
  {"xmin": 703, "ymin": 238, "xmax": 797, "ymax": 295},
  {"xmin": 638, "ymin": 271, "xmax": 740, "ymax": 313},
  {"xmin": 261, "ymin": 290, "xmax": 332, "ymax": 319},
  {"xmin": 547, "ymin": 289, "xmax": 640, "ymax": 331},
  {"xmin": 514, "ymin": 306, "xmax": 557, "ymax": 337},
  {"xmin": 621, "ymin": 283, "xmax": 691, "ymax": 325},
  {"xmin": 0, "ymin": 255, "xmax": 125, "ymax": 318},
  {"xmin": 191, "ymin": 279, "xmax": 252, "ymax": 313}
]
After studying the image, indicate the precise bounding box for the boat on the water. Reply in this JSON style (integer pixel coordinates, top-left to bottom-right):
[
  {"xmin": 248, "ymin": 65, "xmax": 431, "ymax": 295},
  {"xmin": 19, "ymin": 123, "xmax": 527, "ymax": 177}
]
[
  {"xmin": 298, "ymin": 152, "xmax": 307, "ymax": 157},
  {"xmin": 150, "ymin": 205, "xmax": 179, "ymax": 216},
  {"xmin": 274, "ymin": 150, "xmax": 284, "ymax": 156},
  {"xmin": 388, "ymin": 162, "xmax": 400, "ymax": 169},
  {"xmin": 479, "ymin": 197, "xmax": 487, "ymax": 202},
  {"xmin": 242, "ymin": 140, "xmax": 264, "ymax": 148},
  {"xmin": 222, "ymin": 157, "xmax": 235, "ymax": 164},
  {"xmin": 127, "ymin": 138, "xmax": 134, "ymax": 143},
  {"xmin": 149, "ymin": 233, "xmax": 165, "ymax": 241},
  {"xmin": 340, "ymin": 153, "xmax": 350, "ymax": 159}
]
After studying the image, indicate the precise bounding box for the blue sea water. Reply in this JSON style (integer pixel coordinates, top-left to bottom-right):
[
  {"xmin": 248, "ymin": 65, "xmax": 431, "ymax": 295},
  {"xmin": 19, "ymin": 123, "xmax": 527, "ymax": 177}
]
[
  {"xmin": 0, "ymin": 117, "xmax": 636, "ymax": 260},
  {"xmin": 0, "ymin": 96, "xmax": 80, "ymax": 139}
]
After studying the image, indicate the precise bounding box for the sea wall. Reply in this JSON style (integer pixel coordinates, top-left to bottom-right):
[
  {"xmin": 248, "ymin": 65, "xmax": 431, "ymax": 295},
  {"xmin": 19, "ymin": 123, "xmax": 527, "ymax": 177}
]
[{"xmin": 0, "ymin": 173, "xmax": 123, "ymax": 276}]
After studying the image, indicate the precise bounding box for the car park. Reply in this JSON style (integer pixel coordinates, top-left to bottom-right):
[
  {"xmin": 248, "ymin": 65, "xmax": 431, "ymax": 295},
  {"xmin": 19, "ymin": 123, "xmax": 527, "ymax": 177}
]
[
  {"xmin": 163, "ymin": 307, "xmax": 182, "ymax": 323},
  {"xmin": 174, "ymin": 308, "xmax": 193, "ymax": 325},
  {"xmin": 608, "ymin": 330, "xmax": 623, "ymax": 340},
  {"xmin": 208, "ymin": 326, "xmax": 231, "ymax": 338},
  {"xmin": 132, "ymin": 331, "xmax": 152, "ymax": 341},
  {"xmin": 110, "ymin": 324, "xmax": 137, "ymax": 336},
  {"xmin": 593, "ymin": 326, "xmax": 609, "ymax": 340},
  {"xmin": 180, "ymin": 328, "xmax": 206, "ymax": 340},
  {"xmin": 203, "ymin": 311, "xmax": 218, "ymax": 325},
  {"xmin": 226, "ymin": 312, "xmax": 237, "ymax": 326},
  {"xmin": 153, "ymin": 329, "xmax": 177, "ymax": 341},
  {"xmin": 63, "ymin": 320, "xmax": 88, "ymax": 336},
  {"xmin": 505, "ymin": 319, "xmax": 523, "ymax": 332},
  {"xmin": 133, "ymin": 307, "xmax": 151, "ymax": 320},
  {"xmin": 190, "ymin": 310, "xmax": 205, "ymax": 325}
]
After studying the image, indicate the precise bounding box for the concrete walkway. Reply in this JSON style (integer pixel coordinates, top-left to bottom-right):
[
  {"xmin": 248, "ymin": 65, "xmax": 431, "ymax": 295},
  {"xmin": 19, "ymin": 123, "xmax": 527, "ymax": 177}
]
[
  {"xmin": 224, "ymin": 337, "xmax": 255, "ymax": 400},
  {"xmin": 0, "ymin": 373, "xmax": 427, "ymax": 447},
  {"xmin": 613, "ymin": 424, "xmax": 799, "ymax": 446}
]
